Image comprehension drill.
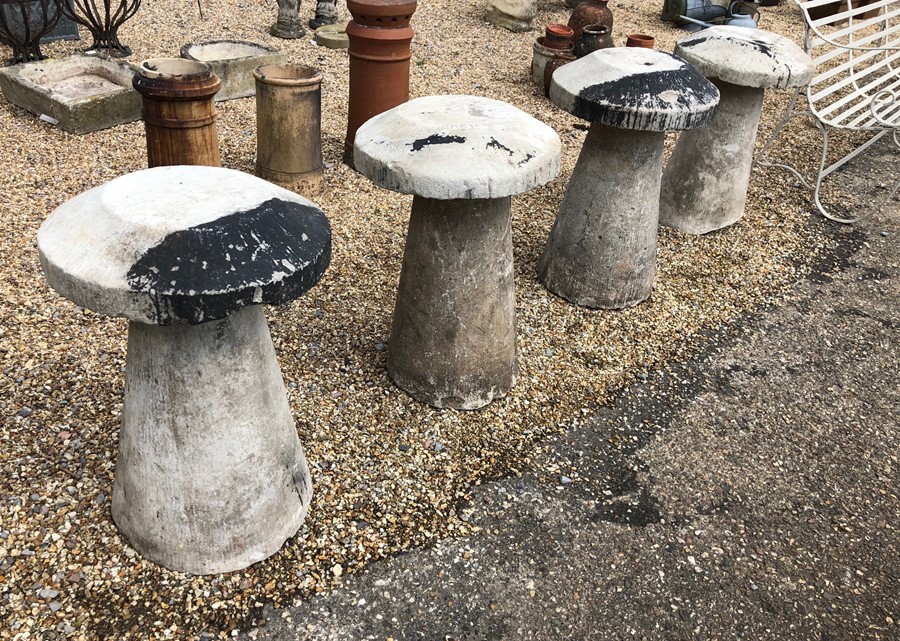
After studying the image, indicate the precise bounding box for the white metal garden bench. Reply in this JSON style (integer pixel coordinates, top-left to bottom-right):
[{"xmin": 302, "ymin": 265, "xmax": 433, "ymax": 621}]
[{"xmin": 756, "ymin": 0, "xmax": 900, "ymax": 222}]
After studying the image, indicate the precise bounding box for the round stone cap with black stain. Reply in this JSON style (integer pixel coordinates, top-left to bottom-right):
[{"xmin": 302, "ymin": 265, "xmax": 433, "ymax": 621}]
[
  {"xmin": 674, "ymin": 26, "xmax": 814, "ymax": 90},
  {"xmin": 549, "ymin": 47, "xmax": 720, "ymax": 132},
  {"xmin": 353, "ymin": 95, "xmax": 561, "ymax": 200},
  {"xmin": 38, "ymin": 166, "xmax": 331, "ymax": 326}
]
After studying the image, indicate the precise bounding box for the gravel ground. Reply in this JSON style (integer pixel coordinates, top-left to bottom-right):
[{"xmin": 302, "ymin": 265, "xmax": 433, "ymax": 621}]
[
  {"xmin": 241, "ymin": 138, "xmax": 898, "ymax": 640},
  {"xmin": 0, "ymin": 1, "xmax": 886, "ymax": 639}
]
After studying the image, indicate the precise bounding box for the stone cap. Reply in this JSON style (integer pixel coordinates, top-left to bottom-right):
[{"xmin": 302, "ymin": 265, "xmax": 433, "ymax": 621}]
[
  {"xmin": 38, "ymin": 166, "xmax": 331, "ymax": 326},
  {"xmin": 353, "ymin": 95, "xmax": 561, "ymax": 199},
  {"xmin": 549, "ymin": 47, "xmax": 720, "ymax": 132},
  {"xmin": 674, "ymin": 26, "xmax": 815, "ymax": 90}
]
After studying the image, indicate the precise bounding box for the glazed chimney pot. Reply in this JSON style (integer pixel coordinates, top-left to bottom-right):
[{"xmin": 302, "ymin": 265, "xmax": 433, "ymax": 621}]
[
  {"xmin": 344, "ymin": 0, "xmax": 417, "ymax": 164},
  {"xmin": 133, "ymin": 58, "xmax": 222, "ymax": 168},
  {"xmin": 254, "ymin": 64, "xmax": 325, "ymax": 198}
]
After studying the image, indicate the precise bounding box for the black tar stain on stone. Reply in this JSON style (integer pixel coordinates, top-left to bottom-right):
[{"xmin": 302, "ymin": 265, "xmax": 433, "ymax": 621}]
[
  {"xmin": 574, "ymin": 67, "xmax": 717, "ymax": 129},
  {"xmin": 486, "ymin": 137, "xmax": 514, "ymax": 156},
  {"xmin": 127, "ymin": 198, "xmax": 331, "ymax": 325},
  {"xmin": 410, "ymin": 134, "xmax": 466, "ymax": 152}
]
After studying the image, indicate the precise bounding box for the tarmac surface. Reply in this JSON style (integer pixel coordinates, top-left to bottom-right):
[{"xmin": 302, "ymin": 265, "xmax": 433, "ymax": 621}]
[{"xmin": 237, "ymin": 139, "xmax": 899, "ymax": 641}]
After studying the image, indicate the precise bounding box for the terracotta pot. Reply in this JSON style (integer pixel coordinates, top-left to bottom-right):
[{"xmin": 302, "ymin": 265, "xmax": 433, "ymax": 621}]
[
  {"xmin": 568, "ymin": 0, "xmax": 613, "ymax": 42},
  {"xmin": 543, "ymin": 50, "xmax": 576, "ymax": 98},
  {"xmin": 254, "ymin": 64, "xmax": 325, "ymax": 197},
  {"xmin": 132, "ymin": 58, "xmax": 221, "ymax": 168},
  {"xmin": 545, "ymin": 23, "xmax": 575, "ymax": 49},
  {"xmin": 574, "ymin": 23, "xmax": 613, "ymax": 58},
  {"xmin": 536, "ymin": 35, "xmax": 574, "ymax": 54},
  {"xmin": 345, "ymin": 0, "xmax": 417, "ymax": 165},
  {"xmin": 625, "ymin": 33, "xmax": 655, "ymax": 48}
]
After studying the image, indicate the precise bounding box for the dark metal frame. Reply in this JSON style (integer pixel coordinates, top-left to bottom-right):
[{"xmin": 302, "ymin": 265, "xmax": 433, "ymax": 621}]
[
  {"xmin": 62, "ymin": 0, "xmax": 139, "ymax": 57},
  {"xmin": 0, "ymin": 0, "xmax": 63, "ymax": 63}
]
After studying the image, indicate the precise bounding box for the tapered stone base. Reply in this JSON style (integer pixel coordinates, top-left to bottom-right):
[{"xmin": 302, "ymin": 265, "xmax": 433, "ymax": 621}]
[
  {"xmin": 388, "ymin": 196, "xmax": 517, "ymax": 410},
  {"xmin": 660, "ymin": 81, "xmax": 765, "ymax": 234},
  {"xmin": 112, "ymin": 306, "xmax": 311, "ymax": 575},
  {"xmin": 539, "ymin": 125, "xmax": 664, "ymax": 309}
]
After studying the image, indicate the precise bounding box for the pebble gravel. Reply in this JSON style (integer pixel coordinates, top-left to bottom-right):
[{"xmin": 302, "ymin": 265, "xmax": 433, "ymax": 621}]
[{"xmin": 0, "ymin": 0, "xmax": 875, "ymax": 638}]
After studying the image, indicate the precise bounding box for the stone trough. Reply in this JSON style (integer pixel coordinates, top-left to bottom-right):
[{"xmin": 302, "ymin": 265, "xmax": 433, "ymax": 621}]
[
  {"xmin": 180, "ymin": 40, "xmax": 286, "ymax": 101},
  {"xmin": 0, "ymin": 55, "xmax": 141, "ymax": 134}
]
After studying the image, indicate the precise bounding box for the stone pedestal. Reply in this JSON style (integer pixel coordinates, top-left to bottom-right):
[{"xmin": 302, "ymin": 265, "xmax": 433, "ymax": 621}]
[
  {"xmin": 539, "ymin": 125, "xmax": 665, "ymax": 309},
  {"xmin": 659, "ymin": 26, "xmax": 815, "ymax": 234},
  {"xmin": 354, "ymin": 95, "xmax": 560, "ymax": 409},
  {"xmin": 540, "ymin": 48, "xmax": 719, "ymax": 308},
  {"xmin": 37, "ymin": 166, "xmax": 332, "ymax": 574},
  {"xmin": 388, "ymin": 196, "xmax": 517, "ymax": 409},
  {"xmin": 660, "ymin": 81, "xmax": 764, "ymax": 234},
  {"xmin": 114, "ymin": 306, "xmax": 312, "ymax": 575}
]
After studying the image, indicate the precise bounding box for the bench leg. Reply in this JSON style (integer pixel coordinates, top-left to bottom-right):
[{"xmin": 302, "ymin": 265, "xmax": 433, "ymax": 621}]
[{"xmin": 754, "ymin": 88, "xmax": 896, "ymax": 224}]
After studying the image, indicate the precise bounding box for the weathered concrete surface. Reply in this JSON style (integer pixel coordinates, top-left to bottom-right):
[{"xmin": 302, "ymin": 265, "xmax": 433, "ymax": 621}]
[
  {"xmin": 388, "ymin": 196, "xmax": 517, "ymax": 410},
  {"xmin": 37, "ymin": 166, "xmax": 331, "ymax": 325},
  {"xmin": 539, "ymin": 125, "xmax": 665, "ymax": 309},
  {"xmin": 236, "ymin": 138, "xmax": 899, "ymax": 639},
  {"xmin": 673, "ymin": 26, "xmax": 815, "ymax": 91},
  {"xmin": 115, "ymin": 306, "xmax": 312, "ymax": 575},
  {"xmin": 549, "ymin": 48, "xmax": 719, "ymax": 132},
  {"xmin": 353, "ymin": 95, "xmax": 561, "ymax": 200}
]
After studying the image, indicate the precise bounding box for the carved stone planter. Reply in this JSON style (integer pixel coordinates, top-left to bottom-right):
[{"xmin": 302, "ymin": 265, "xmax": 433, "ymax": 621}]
[
  {"xmin": 0, "ymin": 55, "xmax": 141, "ymax": 133},
  {"xmin": 181, "ymin": 40, "xmax": 285, "ymax": 102}
]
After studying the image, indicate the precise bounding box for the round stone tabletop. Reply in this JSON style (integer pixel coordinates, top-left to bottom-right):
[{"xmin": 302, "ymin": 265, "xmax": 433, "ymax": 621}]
[
  {"xmin": 549, "ymin": 47, "xmax": 720, "ymax": 131},
  {"xmin": 38, "ymin": 166, "xmax": 331, "ymax": 325},
  {"xmin": 353, "ymin": 94, "xmax": 561, "ymax": 200},
  {"xmin": 675, "ymin": 26, "xmax": 815, "ymax": 90}
]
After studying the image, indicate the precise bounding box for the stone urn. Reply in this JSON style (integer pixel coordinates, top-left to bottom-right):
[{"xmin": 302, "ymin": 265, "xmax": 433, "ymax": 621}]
[
  {"xmin": 485, "ymin": 0, "xmax": 536, "ymax": 32},
  {"xmin": 271, "ymin": 0, "xmax": 304, "ymax": 38}
]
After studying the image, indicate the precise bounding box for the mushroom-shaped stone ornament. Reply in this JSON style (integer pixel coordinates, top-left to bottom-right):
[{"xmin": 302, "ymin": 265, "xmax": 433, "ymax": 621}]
[
  {"xmin": 38, "ymin": 166, "xmax": 331, "ymax": 575},
  {"xmin": 540, "ymin": 48, "xmax": 719, "ymax": 308},
  {"xmin": 355, "ymin": 95, "xmax": 560, "ymax": 410},
  {"xmin": 660, "ymin": 26, "xmax": 815, "ymax": 234}
]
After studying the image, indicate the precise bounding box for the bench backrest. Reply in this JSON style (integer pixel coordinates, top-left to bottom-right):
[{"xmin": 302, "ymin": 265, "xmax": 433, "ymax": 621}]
[{"xmin": 796, "ymin": 0, "xmax": 900, "ymax": 129}]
